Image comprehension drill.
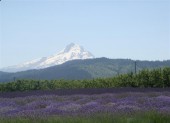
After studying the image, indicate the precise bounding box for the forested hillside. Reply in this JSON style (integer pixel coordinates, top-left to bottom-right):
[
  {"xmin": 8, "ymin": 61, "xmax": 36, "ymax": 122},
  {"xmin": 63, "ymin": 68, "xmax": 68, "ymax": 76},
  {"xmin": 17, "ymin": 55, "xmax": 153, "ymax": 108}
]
[
  {"xmin": 0, "ymin": 67, "xmax": 170, "ymax": 92},
  {"xmin": 0, "ymin": 58, "xmax": 170, "ymax": 82}
]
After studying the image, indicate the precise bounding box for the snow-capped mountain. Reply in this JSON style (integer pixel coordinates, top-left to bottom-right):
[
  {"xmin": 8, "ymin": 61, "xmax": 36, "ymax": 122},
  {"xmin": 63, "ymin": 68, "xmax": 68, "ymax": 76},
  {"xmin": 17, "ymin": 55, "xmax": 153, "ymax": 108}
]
[{"xmin": 1, "ymin": 43, "xmax": 94, "ymax": 72}]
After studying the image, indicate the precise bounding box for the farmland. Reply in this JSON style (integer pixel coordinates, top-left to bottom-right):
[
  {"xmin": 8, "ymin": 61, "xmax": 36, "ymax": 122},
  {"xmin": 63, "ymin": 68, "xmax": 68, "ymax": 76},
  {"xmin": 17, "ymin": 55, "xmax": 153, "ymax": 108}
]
[
  {"xmin": 0, "ymin": 88, "xmax": 170, "ymax": 123},
  {"xmin": 0, "ymin": 68, "xmax": 170, "ymax": 122}
]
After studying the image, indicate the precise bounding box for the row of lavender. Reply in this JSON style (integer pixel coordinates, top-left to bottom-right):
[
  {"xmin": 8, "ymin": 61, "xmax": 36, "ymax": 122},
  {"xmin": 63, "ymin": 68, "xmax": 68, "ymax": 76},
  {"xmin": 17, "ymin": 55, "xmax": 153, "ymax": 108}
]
[
  {"xmin": 1, "ymin": 88, "xmax": 170, "ymax": 98},
  {"xmin": 0, "ymin": 91, "xmax": 170, "ymax": 118}
]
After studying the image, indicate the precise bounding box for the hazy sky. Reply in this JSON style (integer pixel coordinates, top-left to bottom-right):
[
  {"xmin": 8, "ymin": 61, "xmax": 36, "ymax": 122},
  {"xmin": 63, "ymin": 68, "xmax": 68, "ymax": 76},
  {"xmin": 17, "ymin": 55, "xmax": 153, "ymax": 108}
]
[{"xmin": 0, "ymin": 0, "xmax": 170, "ymax": 68}]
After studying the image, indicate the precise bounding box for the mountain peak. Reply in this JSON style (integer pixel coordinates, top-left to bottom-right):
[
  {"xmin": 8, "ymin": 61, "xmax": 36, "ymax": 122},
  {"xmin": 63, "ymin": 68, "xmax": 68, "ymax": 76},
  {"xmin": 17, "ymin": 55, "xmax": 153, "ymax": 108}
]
[
  {"xmin": 63, "ymin": 43, "xmax": 84, "ymax": 53},
  {"xmin": 66, "ymin": 43, "xmax": 76, "ymax": 47},
  {"xmin": 1, "ymin": 43, "xmax": 94, "ymax": 72}
]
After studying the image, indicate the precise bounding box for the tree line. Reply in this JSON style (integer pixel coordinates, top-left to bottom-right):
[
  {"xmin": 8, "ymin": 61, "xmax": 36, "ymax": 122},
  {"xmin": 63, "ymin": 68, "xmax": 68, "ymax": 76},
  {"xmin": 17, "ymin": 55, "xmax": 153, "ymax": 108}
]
[{"xmin": 0, "ymin": 67, "xmax": 170, "ymax": 92}]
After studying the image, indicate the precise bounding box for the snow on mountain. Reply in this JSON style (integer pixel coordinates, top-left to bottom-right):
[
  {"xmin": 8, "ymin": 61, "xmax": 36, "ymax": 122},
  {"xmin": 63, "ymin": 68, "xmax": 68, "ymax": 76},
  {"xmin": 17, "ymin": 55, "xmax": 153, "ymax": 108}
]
[{"xmin": 1, "ymin": 43, "xmax": 94, "ymax": 72}]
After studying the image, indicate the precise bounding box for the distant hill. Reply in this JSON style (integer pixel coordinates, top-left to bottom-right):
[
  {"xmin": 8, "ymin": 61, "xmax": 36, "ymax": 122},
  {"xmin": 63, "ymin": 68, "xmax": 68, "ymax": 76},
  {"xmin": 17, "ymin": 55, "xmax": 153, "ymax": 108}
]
[{"xmin": 0, "ymin": 58, "xmax": 170, "ymax": 82}]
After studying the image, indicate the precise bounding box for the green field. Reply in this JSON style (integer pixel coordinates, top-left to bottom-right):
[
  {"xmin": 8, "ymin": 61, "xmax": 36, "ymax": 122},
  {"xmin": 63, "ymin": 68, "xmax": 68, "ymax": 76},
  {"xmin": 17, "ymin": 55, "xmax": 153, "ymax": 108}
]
[{"xmin": 1, "ymin": 112, "xmax": 170, "ymax": 123}]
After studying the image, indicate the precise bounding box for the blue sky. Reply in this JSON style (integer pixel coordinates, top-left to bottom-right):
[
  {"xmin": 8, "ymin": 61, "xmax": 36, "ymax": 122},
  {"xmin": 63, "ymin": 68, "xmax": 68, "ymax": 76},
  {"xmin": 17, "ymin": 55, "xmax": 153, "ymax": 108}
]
[{"xmin": 0, "ymin": 0, "xmax": 170, "ymax": 68}]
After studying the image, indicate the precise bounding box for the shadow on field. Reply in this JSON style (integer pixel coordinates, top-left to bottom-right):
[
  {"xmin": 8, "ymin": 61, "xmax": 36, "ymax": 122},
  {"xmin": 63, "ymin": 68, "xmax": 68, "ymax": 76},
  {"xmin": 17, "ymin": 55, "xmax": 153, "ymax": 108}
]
[{"xmin": 0, "ymin": 88, "xmax": 170, "ymax": 98}]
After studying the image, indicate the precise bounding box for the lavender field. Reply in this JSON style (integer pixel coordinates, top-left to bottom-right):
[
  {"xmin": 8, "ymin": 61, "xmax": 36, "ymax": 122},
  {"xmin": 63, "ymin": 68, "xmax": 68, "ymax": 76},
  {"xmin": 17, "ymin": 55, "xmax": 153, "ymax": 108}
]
[{"xmin": 0, "ymin": 89, "xmax": 170, "ymax": 122}]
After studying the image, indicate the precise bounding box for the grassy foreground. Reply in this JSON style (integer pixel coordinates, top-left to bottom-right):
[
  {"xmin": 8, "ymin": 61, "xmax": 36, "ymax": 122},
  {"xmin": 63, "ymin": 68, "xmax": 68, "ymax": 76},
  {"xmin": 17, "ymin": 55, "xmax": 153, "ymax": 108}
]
[{"xmin": 1, "ymin": 112, "xmax": 170, "ymax": 123}]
